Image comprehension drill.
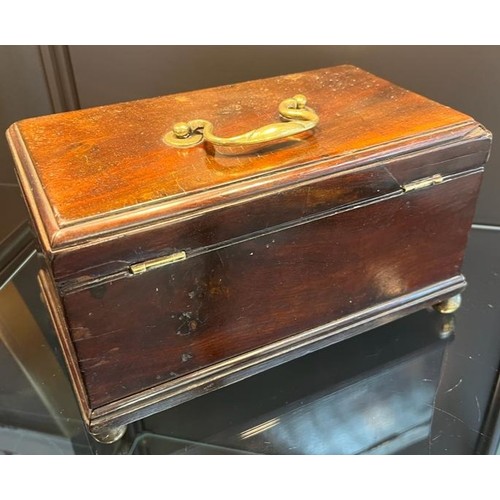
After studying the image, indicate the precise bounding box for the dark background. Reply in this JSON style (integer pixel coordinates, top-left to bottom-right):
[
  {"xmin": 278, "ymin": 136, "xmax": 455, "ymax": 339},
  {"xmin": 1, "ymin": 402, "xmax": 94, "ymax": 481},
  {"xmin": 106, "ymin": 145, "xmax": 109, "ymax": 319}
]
[{"xmin": 1, "ymin": 46, "xmax": 498, "ymax": 224}]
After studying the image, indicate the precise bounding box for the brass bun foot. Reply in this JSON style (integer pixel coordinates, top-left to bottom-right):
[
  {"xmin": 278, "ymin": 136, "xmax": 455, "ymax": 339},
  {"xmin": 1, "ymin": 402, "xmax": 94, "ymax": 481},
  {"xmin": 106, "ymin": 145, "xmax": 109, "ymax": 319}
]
[
  {"xmin": 433, "ymin": 293, "xmax": 462, "ymax": 315},
  {"xmin": 90, "ymin": 425, "xmax": 127, "ymax": 444}
]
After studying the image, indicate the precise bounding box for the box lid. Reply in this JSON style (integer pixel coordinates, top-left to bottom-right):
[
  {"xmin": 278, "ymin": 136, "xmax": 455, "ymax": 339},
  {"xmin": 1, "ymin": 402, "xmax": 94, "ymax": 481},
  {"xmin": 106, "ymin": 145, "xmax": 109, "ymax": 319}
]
[{"xmin": 7, "ymin": 65, "xmax": 486, "ymax": 255}]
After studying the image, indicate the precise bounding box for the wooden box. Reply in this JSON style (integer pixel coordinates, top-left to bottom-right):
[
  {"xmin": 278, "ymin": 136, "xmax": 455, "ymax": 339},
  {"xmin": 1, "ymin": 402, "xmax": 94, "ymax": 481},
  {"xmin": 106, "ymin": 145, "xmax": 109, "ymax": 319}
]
[{"xmin": 6, "ymin": 65, "xmax": 491, "ymax": 443}]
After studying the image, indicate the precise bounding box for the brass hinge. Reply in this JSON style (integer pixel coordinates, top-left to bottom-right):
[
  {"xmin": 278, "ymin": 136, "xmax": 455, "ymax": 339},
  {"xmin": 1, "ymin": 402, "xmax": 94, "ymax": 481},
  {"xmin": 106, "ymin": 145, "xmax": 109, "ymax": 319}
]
[
  {"xmin": 130, "ymin": 251, "xmax": 187, "ymax": 275},
  {"xmin": 402, "ymin": 174, "xmax": 443, "ymax": 192}
]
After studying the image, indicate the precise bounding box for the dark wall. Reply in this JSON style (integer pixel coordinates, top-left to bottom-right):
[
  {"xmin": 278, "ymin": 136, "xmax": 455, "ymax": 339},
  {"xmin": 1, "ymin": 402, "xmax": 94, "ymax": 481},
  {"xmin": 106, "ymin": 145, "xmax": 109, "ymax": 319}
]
[
  {"xmin": 0, "ymin": 46, "xmax": 53, "ymax": 184},
  {"xmin": 1, "ymin": 46, "xmax": 499, "ymax": 224}
]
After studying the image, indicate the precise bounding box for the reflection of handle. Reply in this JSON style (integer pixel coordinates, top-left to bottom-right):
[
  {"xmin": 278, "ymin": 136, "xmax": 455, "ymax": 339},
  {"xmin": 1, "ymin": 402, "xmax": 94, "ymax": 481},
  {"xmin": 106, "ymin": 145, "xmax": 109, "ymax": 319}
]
[{"xmin": 163, "ymin": 94, "xmax": 319, "ymax": 150}]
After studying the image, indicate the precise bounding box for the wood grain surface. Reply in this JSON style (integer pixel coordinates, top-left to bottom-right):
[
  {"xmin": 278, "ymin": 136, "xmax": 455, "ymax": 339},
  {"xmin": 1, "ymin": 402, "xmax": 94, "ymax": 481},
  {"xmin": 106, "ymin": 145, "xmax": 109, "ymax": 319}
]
[
  {"xmin": 54, "ymin": 165, "xmax": 400, "ymax": 284},
  {"xmin": 50, "ymin": 128, "xmax": 490, "ymax": 284},
  {"xmin": 7, "ymin": 65, "xmax": 480, "ymax": 252},
  {"xmin": 63, "ymin": 173, "xmax": 482, "ymax": 407},
  {"xmin": 6, "ymin": 64, "xmax": 491, "ymax": 428}
]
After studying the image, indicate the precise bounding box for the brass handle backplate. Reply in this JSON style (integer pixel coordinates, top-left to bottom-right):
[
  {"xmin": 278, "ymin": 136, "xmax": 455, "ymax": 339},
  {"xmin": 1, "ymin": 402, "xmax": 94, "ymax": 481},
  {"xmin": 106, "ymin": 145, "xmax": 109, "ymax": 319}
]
[{"xmin": 163, "ymin": 94, "xmax": 319, "ymax": 151}]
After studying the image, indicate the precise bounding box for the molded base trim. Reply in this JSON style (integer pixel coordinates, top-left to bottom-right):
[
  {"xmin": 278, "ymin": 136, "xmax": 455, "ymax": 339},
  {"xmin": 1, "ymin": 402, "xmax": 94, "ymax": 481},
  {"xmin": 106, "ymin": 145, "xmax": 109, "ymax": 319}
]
[
  {"xmin": 83, "ymin": 275, "xmax": 464, "ymax": 434},
  {"xmin": 39, "ymin": 267, "xmax": 465, "ymax": 436}
]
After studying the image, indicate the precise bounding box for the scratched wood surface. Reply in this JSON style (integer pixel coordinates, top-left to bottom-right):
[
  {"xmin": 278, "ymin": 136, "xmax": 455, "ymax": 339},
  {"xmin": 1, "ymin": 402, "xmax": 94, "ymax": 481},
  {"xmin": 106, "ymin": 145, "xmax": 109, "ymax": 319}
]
[
  {"xmin": 62, "ymin": 174, "xmax": 482, "ymax": 407},
  {"xmin": 54, "ymin": 166, "xmax": 400, "ymax": 283},
  {"xmin": 6, "ymin": 65, "xmax": 491, "ymax": 426},
  {"xmin": 51, "ymin": 132, "xmax": 490, "ymax": 284},
  {"xmin": 7, "ymin": 65, "xmax": 478, "ymax": 251}
]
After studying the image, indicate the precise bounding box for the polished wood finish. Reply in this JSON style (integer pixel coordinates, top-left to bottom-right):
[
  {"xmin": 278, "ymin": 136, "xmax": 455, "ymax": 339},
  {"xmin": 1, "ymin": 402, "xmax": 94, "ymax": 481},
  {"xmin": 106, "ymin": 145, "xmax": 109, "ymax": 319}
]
[
  {"xmin": 55, "ymin": 165, "xmax": 400, "ymax": 284},
  {"xmin": 6, "ymin": 65, "xmax": 491, "ymax": 438},
  {"xmin": 41, "ymin": 269, "xmax": 465, "ymax": 434},
  {"xmin": 64, "ymin": 173, "xmax": 481, "ymax": 407},
  {"xmin": 52, "ymin": 134, "xmax": 489, "ymax": 284},
  {"xmin": 37, "ymin": 269, "xmax": 91, "ymax": 425},
  {"xmin": 7, "ymin": 65, "xmax": 478, "ymax": 253}
]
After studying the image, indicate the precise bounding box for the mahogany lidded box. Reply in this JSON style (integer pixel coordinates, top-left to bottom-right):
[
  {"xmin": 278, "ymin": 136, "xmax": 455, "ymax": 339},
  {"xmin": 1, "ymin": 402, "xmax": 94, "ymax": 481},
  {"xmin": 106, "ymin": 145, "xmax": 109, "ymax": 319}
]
[{"xmin": 6, "ymin": 65, "xmax": 491, "ymax": 443}]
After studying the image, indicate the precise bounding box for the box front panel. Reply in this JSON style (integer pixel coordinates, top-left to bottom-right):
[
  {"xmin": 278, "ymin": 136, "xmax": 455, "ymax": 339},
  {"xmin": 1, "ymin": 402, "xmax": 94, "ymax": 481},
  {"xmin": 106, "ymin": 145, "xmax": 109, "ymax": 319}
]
[
  {"xmin": 53, "ymin": 166, "xmax": 400, "ymax": 283},
  {"xmin": 62, "ymin": 173, "xmax": 482, "ymax": 408},
  {"xmin": 51, "ymin": 135, "xmax": 489, "ymax": 284}
]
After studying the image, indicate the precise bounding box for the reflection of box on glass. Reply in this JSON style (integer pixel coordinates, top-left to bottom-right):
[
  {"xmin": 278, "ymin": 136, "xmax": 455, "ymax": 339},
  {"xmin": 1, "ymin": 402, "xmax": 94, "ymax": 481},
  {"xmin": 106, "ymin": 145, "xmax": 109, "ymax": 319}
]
[
  {"xmin": 130, "ymin": 312, "xmax": 451, "ymax": 455},
  {"xmin": 6, "ymin": 65, "xmax": 491, "ymax": 442},
  {"xmin": 231, "ymin": 342, "xmax": 443, "ymax": 455}
]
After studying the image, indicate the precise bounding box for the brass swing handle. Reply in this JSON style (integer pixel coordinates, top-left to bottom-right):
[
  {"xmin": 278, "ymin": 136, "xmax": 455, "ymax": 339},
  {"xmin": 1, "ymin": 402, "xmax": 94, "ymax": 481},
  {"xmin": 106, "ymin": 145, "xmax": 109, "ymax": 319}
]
[{"xmin": 163, "ymin": 94, "xmax": 319, "ymax": 150}]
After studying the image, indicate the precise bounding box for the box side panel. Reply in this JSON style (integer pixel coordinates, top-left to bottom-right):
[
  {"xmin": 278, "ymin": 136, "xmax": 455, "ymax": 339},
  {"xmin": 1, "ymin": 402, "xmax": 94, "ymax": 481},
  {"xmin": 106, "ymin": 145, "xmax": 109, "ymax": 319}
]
[
  {"xmin": 37, "ymin": 269, "xmax": 91, "ymax": 423},
  {"xmin": 62, "ymin": 172, "xmax": 482, "ymax": 408},
  {"xmin": 385, "ymin": 126, "xmax": 491, "ymax": 185},
  {"xmin": 5, "ymin": 124, "xmax": 59, "ymax": 257}
]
